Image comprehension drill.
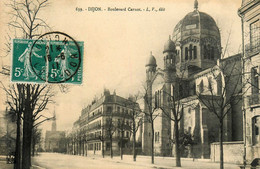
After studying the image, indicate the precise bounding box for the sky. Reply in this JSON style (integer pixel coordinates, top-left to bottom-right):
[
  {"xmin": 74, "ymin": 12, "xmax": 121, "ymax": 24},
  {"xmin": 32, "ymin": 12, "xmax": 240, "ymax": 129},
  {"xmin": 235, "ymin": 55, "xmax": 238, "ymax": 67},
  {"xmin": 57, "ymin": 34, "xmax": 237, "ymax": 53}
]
[{"xmin": 0, "ymin": 0, "xmax": 242, "ymax": 132}]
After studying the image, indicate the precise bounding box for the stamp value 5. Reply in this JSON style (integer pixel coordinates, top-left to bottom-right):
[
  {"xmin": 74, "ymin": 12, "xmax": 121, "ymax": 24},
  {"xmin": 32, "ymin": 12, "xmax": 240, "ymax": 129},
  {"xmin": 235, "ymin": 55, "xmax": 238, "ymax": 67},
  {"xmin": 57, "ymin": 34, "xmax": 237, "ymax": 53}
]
[{"xmin": 12, "ymin": 32, "xmax": 83, "ymax": 84}]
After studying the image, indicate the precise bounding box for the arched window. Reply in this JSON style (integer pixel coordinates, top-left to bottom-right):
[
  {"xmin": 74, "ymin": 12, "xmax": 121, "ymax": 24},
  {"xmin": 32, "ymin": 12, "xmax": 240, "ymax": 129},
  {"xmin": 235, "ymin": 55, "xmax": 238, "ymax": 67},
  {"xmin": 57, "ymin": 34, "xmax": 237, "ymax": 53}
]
[
  {"xmin": 217, "ymin": 74, "xmax": 222, "ymax": 95},
  {"xmin": 210, "ymin": 47, "xmax": 214, "ymax": 60},
  {"xmin": 189, "ymin": 44, "xmax": 193, "ymax": 60},
  {"xmin": 203, "ymin": 45, "xmax": 208, "ymax": 59},
  {"xmin": 199, "ymin": 80, "xmax": 204, "ymax": 93},
  {"xmin": 179, "ymin": 84, "xmax": 184, "ymax": 97},
  {"xmin": 252, "ymin": 116, "xmax": 260, "ymax": 145},
  {"xmin": 155, "ymin": 91, "xmax": 158, "ymax": 108},
  {"xmin": 208, "ymin": 77, "xmax": 213, "ymax": 92},
  {"xmin": 251, "ymin": 67, "xmax": 259, "ymax": 95},
  {"xmin": 171, "ymin": 84, "xmax": 174, "ymax": 97},
  {"xmin": 193, "ymin": 83, "xmax": 196, "ymax": 95},
  {"xmin": 193, "ymin": 46, "xmax": 197, "ymax": 59},
  {"xmin": 171, "ymin": 54, "xmax": 174, "ymax": 64},
  {"xmin": 185, "ymin": 47, "xmax": 188, "ymax": 60},
  {"xmin": 176, "ymin": 50, "xmax": 180, "ymax": 62},
  {"xmin": 207, "ymin": 45, "xmax": 211, "ymax": 59}
]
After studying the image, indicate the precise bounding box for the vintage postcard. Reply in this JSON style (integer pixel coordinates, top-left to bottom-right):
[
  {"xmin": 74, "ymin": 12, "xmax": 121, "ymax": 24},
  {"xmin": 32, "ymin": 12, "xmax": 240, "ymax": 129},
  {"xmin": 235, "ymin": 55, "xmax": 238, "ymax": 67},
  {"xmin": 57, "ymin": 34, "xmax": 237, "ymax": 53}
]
[{"xmin": 0, "ymin": 0, "xmax": 259, "ymax": 169}]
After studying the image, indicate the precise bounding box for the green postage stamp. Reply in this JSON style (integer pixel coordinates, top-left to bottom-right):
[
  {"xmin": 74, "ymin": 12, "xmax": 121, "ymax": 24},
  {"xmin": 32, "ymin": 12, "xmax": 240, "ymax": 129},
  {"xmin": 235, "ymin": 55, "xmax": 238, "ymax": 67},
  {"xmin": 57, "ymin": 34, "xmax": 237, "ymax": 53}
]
[{"xmin": 11, "ymin": 32, "xmax": 83, "ymax": 84}]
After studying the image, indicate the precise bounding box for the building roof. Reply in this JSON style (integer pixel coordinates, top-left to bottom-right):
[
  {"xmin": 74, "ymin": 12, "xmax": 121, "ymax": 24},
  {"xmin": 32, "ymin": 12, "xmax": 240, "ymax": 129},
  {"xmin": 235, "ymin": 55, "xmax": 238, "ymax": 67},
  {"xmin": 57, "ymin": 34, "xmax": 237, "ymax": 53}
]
[
  {"xmin": 172, "ymin": 6, "xmax": 220, "ymax": 43},
  {"xmin": 146, "ymin": 52, "xmax": 157, "ymax": 67},
  {"xmin": 81, "ymin": 90, "xmax": 140, "ymax": 116},
  {"xmin": 191, "ymin": 53, "xmax": 241, "ymax": 79},
  {"xmin": 163, "ymin": 36, "xmax": 176, "ymax": 53}
]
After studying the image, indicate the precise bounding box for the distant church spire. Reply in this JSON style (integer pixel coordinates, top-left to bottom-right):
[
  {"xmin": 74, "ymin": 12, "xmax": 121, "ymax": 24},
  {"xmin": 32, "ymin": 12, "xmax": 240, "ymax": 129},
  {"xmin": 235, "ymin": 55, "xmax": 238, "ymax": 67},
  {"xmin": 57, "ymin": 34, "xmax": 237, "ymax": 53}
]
[
  {"xmin": 194, "ymin": 0, "xmax": 198, "ymax": 10},
  {"xmin": 51, "ymin": 109, "xmax": 57, "ymax": 131}
]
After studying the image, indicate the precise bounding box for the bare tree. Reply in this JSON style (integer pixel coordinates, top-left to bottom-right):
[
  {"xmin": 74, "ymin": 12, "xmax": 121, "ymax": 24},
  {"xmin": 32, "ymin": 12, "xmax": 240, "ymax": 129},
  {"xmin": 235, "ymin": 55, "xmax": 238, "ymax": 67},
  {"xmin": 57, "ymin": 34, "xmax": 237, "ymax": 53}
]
[
  {"xmin": 6, "ymin": 0, "xmax": 51, "ymax": 39},
  {"xmin": 98, "ymin": 130, "xmax": 105, "ymax": 158},
  {"xmin": 1, "ymin": 82, "xmax": 54, "ymax": 168},
  {"xmin": 31, "ymin": 127, "xmax": 42, "ymax": 156},
  {"xmin": 196, "ymin": 55, "xmax": 247, "ymax": 169},
  {"xmin": 117, "ymin": 112, "xmax": 127, "ymax": 160},
  {"xmin": 143, "ymin": 86, "xmax": 160, "ymax": 164},
  {"xmin": 155, "ymin": 66, "xmax": 196, "ymax": 167},
  {"xmin": 157, "ymin": 86, "xmax": 183, "ymax": 166},
  {"xmin": 125, "ymin": 94, "xmax": 142, "ymax": 162},
  {"xmin": 0, "ymin": 83, "xmax": 24, "ymax": 169},
  {"xmin": 117, "ymin": 105, "xmax": 134, "ymax": 161},
  {"xmin": 0, "ymin": 1, "xmax": 69, "ymax": 169},
  {"xmin": 102, "ymin": 111, "xmax": 117, "ymax": 158}
]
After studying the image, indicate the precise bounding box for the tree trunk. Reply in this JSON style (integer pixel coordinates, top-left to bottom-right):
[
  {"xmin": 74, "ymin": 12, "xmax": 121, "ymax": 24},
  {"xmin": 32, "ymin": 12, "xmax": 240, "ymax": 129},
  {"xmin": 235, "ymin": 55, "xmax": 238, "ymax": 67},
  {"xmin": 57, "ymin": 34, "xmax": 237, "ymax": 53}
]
[
  {"xmin": 85, "ymin": 140, "xmax": 88, "ymax": 157},
  {"xmin": 73, "ymin": 141, "xmax": 75, "ymax": 155},
  {"xmin": 151, "ymin": 122, "xmax": 154, "ymax": 164},
  {"xmin": 219, "ymin": 121, "xmax": 224, "ymax": 169},
  {"xmin": 22, "ymin": 110, "xmax": 33, "ymax": 169},
  {"xmin": 14, "ymin": 111, "xmax": 21, "ymax": 169},
  {"xmin": 133, "ymin": 131, "xmax": 136, "ymax": 161},
  {"xmin": 110, "ymin": 136, "xmax": 113, "ymax": 158},
  {"xmin": 174, "ymin": 121, "xmax": 181, "ymax": 167},
  {"xmin": 22, "ymin": 85, "xmax": 33, "ymax": 169},
  {"xmin": 82, "ymin": 140, "xmax": 84, "ymax": 156},
  {"xmin": 77, "ymin": 142, "xmax": 79, "ymax": 155},
  {"xmin": 120, "ymin": 131, "xmax": 123, "ymax": 160},
  {"xmin": 102, "ymin": 140, "xmax": 104, "ymax": 158},
  {"xmin": 32, "ymin": 136, "xmax": 35, "ymax": 157}
]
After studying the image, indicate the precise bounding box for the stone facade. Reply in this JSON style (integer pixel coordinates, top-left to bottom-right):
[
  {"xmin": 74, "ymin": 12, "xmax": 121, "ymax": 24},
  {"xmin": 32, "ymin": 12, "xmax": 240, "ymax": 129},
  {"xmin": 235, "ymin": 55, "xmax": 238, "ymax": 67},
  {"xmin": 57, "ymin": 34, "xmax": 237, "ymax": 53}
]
[
  {"xmin": 142, "ymin": 1, "xmax": 243, "ymax": 158},
  {"xmin": 238, "ymin": 0, "xmax": 260, "ymax": 163},
  {"xmin": 68, "ymin": 89, "xmax": 142, "ymax": 156},
  {"xmin": 211, "ymin": 141, "xmax": 244, "ymax": 164}
]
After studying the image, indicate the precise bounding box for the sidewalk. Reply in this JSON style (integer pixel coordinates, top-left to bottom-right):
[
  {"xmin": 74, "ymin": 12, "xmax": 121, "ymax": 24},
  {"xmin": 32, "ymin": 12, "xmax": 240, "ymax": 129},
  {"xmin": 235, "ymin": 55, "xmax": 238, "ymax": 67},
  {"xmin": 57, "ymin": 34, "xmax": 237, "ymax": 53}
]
[
  {"xmin": 6, "ymin": 153, "xmax": 241, "ymax": 169},
  {"xmin": 0, "ymin": 161, "xmax": 44, "ymax": 169},
  {"xmin": 0, "ymin": 161, "xmax": 13, "ymax": 169},
  {"xmin": 0, "ymin": 156, "xmax": 43, "ymax": 169},
  {"xmin": 67, "ymin": 154, "xmax": 241, "ymax": 169}
]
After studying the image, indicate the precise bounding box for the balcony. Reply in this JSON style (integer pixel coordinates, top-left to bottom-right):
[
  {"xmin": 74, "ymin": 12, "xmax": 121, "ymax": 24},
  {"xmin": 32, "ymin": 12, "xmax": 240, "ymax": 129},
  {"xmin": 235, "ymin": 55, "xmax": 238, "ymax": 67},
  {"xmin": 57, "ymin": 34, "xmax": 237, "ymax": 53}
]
[
  {"xmin": 86, "ymin": 133, "xmax": 101, "ymax": 141},
  {"xmin": 248, "ymin": 94, "xmax": 260, "ymax": 106},
  {"xmin": 103, "ymin": 111, "xmax": 133, "ymax": 119},
  {"xmin": 245, "ymin": 42, "xmax": 260, "ymax": 57},
  {"xmin": 87, "ymin": 124, "xmax": 101, "ymax": 131},
  {"xmin": 88, "ymin": 112, "xmax": 102, "ymax": 122}
]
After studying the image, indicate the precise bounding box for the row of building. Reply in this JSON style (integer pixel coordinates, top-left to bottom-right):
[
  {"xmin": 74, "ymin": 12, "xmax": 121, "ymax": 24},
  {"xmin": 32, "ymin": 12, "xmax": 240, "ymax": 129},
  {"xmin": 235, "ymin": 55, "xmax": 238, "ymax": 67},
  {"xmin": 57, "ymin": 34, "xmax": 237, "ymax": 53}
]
[
  {"xmin": 66, "ymin": 90, "xmax": 142, "ymax": 156},
  {"xmin": 46, "ymin": 0, "xmax": 259, "ymax": 165}
]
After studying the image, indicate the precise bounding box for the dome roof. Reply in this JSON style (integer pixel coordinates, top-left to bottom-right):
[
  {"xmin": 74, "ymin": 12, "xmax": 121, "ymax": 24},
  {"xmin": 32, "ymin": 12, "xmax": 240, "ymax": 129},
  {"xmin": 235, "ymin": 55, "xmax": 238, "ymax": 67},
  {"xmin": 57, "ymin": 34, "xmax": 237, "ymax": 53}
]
[
  {"xmin": 163, "ymin": 36, "xmax": 176, "ymax": 53},
  {"xmin": 172, "ymin": 8, "xmax": 220, "ymax": 43},
  {"xmin": 146, "ymin": 52, "xmax": 157, "ymax": 67}
]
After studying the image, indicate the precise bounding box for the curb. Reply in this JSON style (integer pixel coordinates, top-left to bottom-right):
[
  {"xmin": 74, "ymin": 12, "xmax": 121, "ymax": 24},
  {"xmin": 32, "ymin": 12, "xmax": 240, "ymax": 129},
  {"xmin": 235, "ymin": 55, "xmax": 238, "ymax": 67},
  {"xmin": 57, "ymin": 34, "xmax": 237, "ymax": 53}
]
[{"xmin": 31, "ymin": 164, "xmax": 46, "ymax": 169}]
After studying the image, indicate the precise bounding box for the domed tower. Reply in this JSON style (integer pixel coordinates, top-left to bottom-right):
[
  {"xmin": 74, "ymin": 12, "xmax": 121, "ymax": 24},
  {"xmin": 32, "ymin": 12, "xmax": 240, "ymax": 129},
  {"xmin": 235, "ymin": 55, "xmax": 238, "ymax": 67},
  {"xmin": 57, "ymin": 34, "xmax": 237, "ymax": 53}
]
[
  {"xmin": 163, "ymin": 36, "xmax": 178, "ymax": 85},
  {"xmin": 163, "ymin": 35, "xmax": 177, "ymax": 71},
  {"xmin": 143, "ymin": 52, "xmax": 157, "ymax": 155},
  {"xmin": 146, "ymin": 51, "xmax": 157, "ymax": 82},
  {"xmin": 172, "ymin": 0, "xmax": 221, "ymax": 72}
]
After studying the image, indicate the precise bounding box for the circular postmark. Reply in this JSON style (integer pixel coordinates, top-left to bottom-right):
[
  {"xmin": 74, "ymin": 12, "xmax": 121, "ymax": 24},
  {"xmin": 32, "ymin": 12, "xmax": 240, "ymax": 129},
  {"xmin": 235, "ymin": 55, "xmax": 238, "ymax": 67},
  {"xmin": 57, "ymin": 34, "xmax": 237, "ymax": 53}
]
[{"xmin": 29, "ymin": 31, "xmax": 82, "ymax": 83}]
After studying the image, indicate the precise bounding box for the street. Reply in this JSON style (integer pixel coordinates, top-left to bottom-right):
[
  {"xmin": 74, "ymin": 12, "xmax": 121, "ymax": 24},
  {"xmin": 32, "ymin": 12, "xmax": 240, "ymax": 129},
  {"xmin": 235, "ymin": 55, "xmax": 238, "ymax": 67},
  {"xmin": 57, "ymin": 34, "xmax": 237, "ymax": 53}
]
[
  {"xmin": 32, "ymin": 153, "xmax": 150, "ymax": 169},
  {"xmin": 32, "ymin": 153, "xmax": 241, "ymax": 169}
]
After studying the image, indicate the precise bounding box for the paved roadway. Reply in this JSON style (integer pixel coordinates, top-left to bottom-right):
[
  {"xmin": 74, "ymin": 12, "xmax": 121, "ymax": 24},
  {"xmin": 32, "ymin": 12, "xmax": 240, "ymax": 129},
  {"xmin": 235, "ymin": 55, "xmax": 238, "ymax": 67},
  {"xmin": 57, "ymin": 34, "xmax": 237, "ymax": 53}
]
[
  {"xmin": 32, "ymin": 153, "xmax": 241, "ymax": 169},
  {"xmin": 32, "ymin": 153, "xmax": 150, "ymax": 169}
]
